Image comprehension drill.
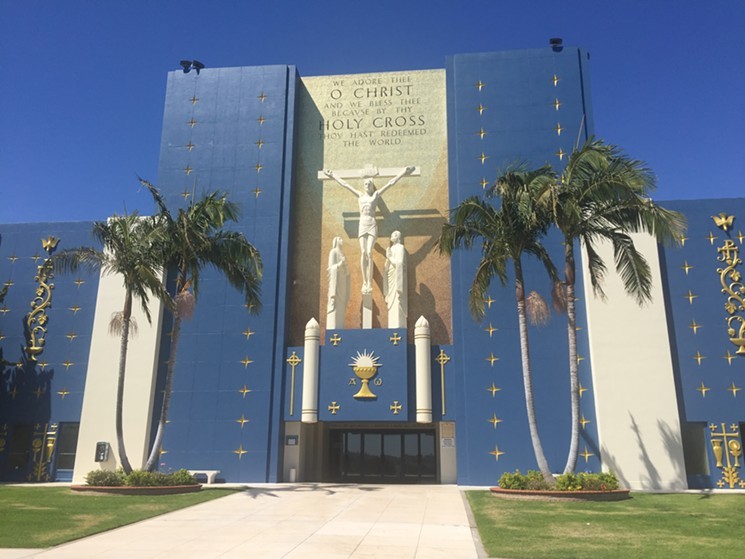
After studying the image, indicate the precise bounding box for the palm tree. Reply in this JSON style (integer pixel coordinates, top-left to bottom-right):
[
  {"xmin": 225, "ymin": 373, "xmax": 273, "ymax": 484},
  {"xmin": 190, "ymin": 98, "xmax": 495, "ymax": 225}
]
[
  {"xmin": 540, "ymin": 138, "xmax": 686, "ymax": 473},
  {"xmin": 54, "ymin": 215, "xmax": 170, "ymax": 474},
  {"xmin": 140, "ymin": 179, "xmax": 263, "ymax": 472},
  {"xmin": 437, "ymin": 166, "xmax": 562, "ymax": 484}
]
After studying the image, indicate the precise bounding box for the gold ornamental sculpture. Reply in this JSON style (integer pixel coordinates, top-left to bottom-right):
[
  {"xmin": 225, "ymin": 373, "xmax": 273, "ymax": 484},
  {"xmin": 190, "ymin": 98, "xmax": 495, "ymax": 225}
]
[
  {"xmin": 349, "ymin": 350, "xmax": 381, "ymax": 399},
  {"xmin": 709, "ymin": 423, "xmax": 744, "ymax": 488},
  {"xmin": 715, "ymin": 228, "xmax": 745, "ymax": 355},
  {"xmin": 25, "ymin": 236, "xmax": 60, "ymax": 360}
]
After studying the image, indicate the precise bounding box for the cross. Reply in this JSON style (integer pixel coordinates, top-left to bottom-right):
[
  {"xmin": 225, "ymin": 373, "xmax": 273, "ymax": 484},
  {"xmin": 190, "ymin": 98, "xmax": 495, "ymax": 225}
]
[
  {"xmin": 235, "ymin": 415, "xmax": 250, "ymax": 428},
  {"xmin": 485, "ymin": 353, "xmax": 499, "ymax": 366},
  {"xmin": 240, "ymin": 356, "xmax": 254, "ymax": 368},
  {"xmin": 436, "ymin": 350, "xmax": 451, "ymax": 415},
  {"xmin": 489, "ymin": 445, "xmax": 504, "ymax": 461},
  {"xmin": 717, "ymin": 239, "xmax": 739, "ymax": 265},
  {"xmin": 486, "ymin": 383, "xmax": 500, "ymax": 397},
  {"xmin": 389, "ymin": 333, "xmax": 402, "ymax": 345},
  {"xmin": 57, "ymin": 389, "xmax": 70, "ymax": 399},
  {"xmin": 390, "ymin": 401, "xmax": 402, "ymax": 415},
  {"xmin": 727, "ymin": 382, "xmax": 742, "ymax": 397},
  {"xmin": 316, "ymin": 164, "xmax": 420, "ymax": 182},
  {"xmin": 723, "ymin": 351, "xmax": 736, "ymax": 365},
  {"xmin": 238, "ymin": 384, "xmax": 252, "ymax": 398},
  {"xmin": 580, "ymin": 447, "xmax": 594, "ymax": 462},
  {"xmin": 329, "ymin": 333, "xmax": 342, "ymax": 346},
  {"xmin": 696, "ymin": 382, "xmax": 710, "ymax": 397},
  {"xmin": 233, "ymin": 445, "xmax": 247, "ymax": 459},
  {"xmin": 328, "ymin": 401, "xmax": 340, "ymax": 415},
  {"xmin": 487, "ymin": 413, "xmax": 502, "ymax": 428},
  {"xmin": 286, "ymin": 351, "xmax": 302, "ymax": 416},
  {"xmin": 580, "ymin": 415, "xmax": 591, "ymax": 429}
]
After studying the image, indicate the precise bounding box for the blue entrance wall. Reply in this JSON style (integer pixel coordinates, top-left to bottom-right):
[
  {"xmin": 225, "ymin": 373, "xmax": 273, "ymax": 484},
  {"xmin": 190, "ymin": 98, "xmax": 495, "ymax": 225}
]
[
  {"xmin": 446, "ymin": 47, "xmax": 600, "ymax": 485},
  {"xmin": 0, "ymin": 222, "xmax": 101, "ymax": 481},
  {"xmin": 659, "ymin": 198, "xmax": 745, "ymax": 488},
  {"xmin": 152, "ymin": 65, "xmax": 297, "ymax": 482}
]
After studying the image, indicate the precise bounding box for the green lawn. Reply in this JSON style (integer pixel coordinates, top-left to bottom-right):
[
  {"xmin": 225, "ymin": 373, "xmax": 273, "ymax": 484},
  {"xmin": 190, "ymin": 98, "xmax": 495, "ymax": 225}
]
[
  {"xmin": 0, "ymin": 486, "xmax": 239, "ymax": 548},
  {"xmin": 467, "ymin": 491, "xmax": 745, "ymax": 559}
]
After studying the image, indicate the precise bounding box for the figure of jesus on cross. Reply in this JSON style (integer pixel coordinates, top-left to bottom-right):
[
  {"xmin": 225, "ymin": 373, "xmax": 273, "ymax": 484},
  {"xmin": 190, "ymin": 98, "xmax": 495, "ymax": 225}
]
[{"xmin": 322, "ymin": 165, "xmax": 416, "ymax": 294}]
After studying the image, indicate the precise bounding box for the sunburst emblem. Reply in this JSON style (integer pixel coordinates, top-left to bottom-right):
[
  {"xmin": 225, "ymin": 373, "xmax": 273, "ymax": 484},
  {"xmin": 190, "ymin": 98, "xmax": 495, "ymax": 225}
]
[{"xmin": 349, "ymin": 350, "xmax": 382, "ymax": 400}]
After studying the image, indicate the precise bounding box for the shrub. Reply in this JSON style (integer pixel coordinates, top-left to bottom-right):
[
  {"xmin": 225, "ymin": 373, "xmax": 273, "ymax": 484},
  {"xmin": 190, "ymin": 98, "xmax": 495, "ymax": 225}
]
[
  {"xmin": 168, "ymin": 469, "xmax": 198, "ymax": 486},
  {"xmin": 579, "ymin": 471, "xmax": 620, "ymax": 491},
  {"xmin": 85, "ymin": 468, "xmax": 200, "ymax": 487},
  {"xmin": 498, "ymin": 470, "xmax": 527, "ymax": 490},
  {"xmin": 555, "ymin": 472, "xmax": 582, "ymax": 491},
  {"xmin": 555, "ymin": 471, "xmax": 620, "ymax": 491},
  {"xmin": 498, "ymin": 470, "xmax": 553, "ymax": 490},
  {"xmin": 125, "ymin": 470, "xmax": 159, "ymax": 487},
  {"xmin": 500, "ymin": 470, "xmax": 621, "ymax": 492},
  {"xmin": 85, "ymin": 469, "xmax": 125, "ymax": 487},
  {"xmin": 150, "ymin": 472, "xmax": 172, "ymax": 486},
  {"xmin": 524, "ymin": 470, "xmax": 552, "ymax": 490}
]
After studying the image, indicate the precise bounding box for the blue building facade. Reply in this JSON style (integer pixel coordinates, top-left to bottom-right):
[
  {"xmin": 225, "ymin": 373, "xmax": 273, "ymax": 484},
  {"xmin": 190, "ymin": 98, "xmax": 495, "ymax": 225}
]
[{"xmin": 0, "ymin": 45, "xmax": 742, "ymax": 490}]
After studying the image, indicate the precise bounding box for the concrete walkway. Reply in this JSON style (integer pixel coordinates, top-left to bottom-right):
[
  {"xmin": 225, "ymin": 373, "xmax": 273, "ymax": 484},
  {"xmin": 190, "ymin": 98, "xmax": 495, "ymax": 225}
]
[{"xmin": 1, "ymin": 484, "xmax": 483, "ymax": 559}]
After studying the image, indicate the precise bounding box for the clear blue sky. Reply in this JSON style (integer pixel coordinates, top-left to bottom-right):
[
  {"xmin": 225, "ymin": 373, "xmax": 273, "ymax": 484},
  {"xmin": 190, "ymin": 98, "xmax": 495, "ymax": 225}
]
[{"xmin": 1, "ymin": 1, "xmax": 743, "ymax": 224}]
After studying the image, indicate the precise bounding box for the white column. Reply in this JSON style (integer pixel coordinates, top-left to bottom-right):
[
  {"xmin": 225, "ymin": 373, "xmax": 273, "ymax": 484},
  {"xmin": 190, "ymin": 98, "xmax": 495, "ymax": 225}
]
[
  {"xmin": 414, "ymin": 315, "xmax": 433, "ymax": 423},
  {"xmin": 73, "ymin": 269, "xmax": 164, "ymax": 482},
  {"xmin": 583, "ymin": 234, "xmax": 687, "ymax": 490},
  {"xmin": 301, "ymin": 318, "xmax": 320, "ymax": 423}
]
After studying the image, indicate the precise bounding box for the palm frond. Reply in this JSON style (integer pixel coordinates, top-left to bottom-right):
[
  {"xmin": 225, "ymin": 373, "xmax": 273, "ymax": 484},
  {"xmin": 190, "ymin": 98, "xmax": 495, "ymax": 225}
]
[
  {"xmin": 109, "ymin": 311, "xmax": 137, "ymax": 337},
  {"xmin": 609, "ymin": 231, "xmax": 652, "ymax": 304},
  {"xmin": 526, "ymin": 291, "xmax": 550, "ymax": 326}
]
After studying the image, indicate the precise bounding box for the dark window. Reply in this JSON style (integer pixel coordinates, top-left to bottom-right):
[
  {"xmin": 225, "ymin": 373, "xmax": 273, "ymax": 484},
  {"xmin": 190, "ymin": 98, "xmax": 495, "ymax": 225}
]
[{"xmin": 55, "ymin": 423, "xmax": 80, "ymax": 471}]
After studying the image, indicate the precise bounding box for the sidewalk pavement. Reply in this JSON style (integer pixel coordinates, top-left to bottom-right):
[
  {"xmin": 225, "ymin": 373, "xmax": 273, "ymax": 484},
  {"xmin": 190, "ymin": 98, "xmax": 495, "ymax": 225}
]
[{"xmin": 0, "ymin": 483, "xmax": 485, "ymax": 559}]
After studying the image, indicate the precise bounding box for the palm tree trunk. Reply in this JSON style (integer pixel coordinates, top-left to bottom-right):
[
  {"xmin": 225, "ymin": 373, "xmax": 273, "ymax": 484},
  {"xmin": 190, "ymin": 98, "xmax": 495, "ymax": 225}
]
[
  {"xmin": 514, "ymin": 258, "xmax": 554, "ymax": 484},
  {"xmin": 144, "ymin": 313, "xmax": 182, "ymax": 471},
  {"xmin": 562, "ymin": 240, "xmax": 580, "ymax": 474},
  {"xmin": 116, "ymin": 292, "xmax": 134, "ymax": 474}
]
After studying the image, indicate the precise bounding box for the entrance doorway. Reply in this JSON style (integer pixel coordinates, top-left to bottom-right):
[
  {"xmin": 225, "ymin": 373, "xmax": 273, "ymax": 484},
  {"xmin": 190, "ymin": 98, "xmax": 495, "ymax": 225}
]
[{"xmin": 328, "ymin": 429, "xmax": 437, "ymax": 483}]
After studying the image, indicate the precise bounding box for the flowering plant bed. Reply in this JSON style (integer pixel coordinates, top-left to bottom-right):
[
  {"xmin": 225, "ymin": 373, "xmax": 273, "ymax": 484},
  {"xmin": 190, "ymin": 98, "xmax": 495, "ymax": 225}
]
[
  {"xmin": 490, "ymin": 486, "xmax": 630, "ymax": 501},
  {"xmin": 71, "ymin": 484, "xmax": 201, "ymax": 495},
  {"xmin": 74, "ymin": 468, "xmax": 202, "ymax": 495},
  {"xmin": 492, "ymin": 469, "xmax": 630, "ymax": 500}
]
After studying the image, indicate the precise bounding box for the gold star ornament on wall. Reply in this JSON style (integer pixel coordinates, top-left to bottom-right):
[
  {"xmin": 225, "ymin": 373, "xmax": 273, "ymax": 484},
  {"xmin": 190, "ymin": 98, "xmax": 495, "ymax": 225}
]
[{"xmin": 489, "ymin": 445, "xmax": 505, "ymax": 461}]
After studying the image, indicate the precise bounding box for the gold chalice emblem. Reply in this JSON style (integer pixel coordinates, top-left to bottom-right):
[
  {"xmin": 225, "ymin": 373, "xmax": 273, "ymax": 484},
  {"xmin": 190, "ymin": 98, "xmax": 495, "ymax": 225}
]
[{"xmin": 350, "ymin": 350, "xmax": 381, "ymax": 400}]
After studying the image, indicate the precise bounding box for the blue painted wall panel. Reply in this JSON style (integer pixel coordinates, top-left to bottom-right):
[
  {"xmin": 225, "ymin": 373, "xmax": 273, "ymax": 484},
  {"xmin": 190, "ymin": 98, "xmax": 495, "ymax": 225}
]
[
  {"xmin": 153, "ymin": 65, "xmax": 296, "ymax": 482},
  {"xmin": 0, "ymin": 222, "xmax": 101, "ymax": 480},
  {"xmin": 446, "ymin": 48, "xmax": 599, "ymax": 485}
]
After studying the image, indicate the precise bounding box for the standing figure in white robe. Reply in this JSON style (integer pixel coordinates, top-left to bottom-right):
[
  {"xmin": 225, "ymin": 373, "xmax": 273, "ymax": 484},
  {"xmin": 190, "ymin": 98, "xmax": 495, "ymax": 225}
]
[
  {"xmin": 323, "ymin": 167, "xmax": 414, "ymax": 294},
  {"xmin": 326, "ymin": 236, "xmax": 350, "ymax": 329},
  {"xmin": 384, "ymin": 231, "xmax": 407, "ymax": 328}
]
